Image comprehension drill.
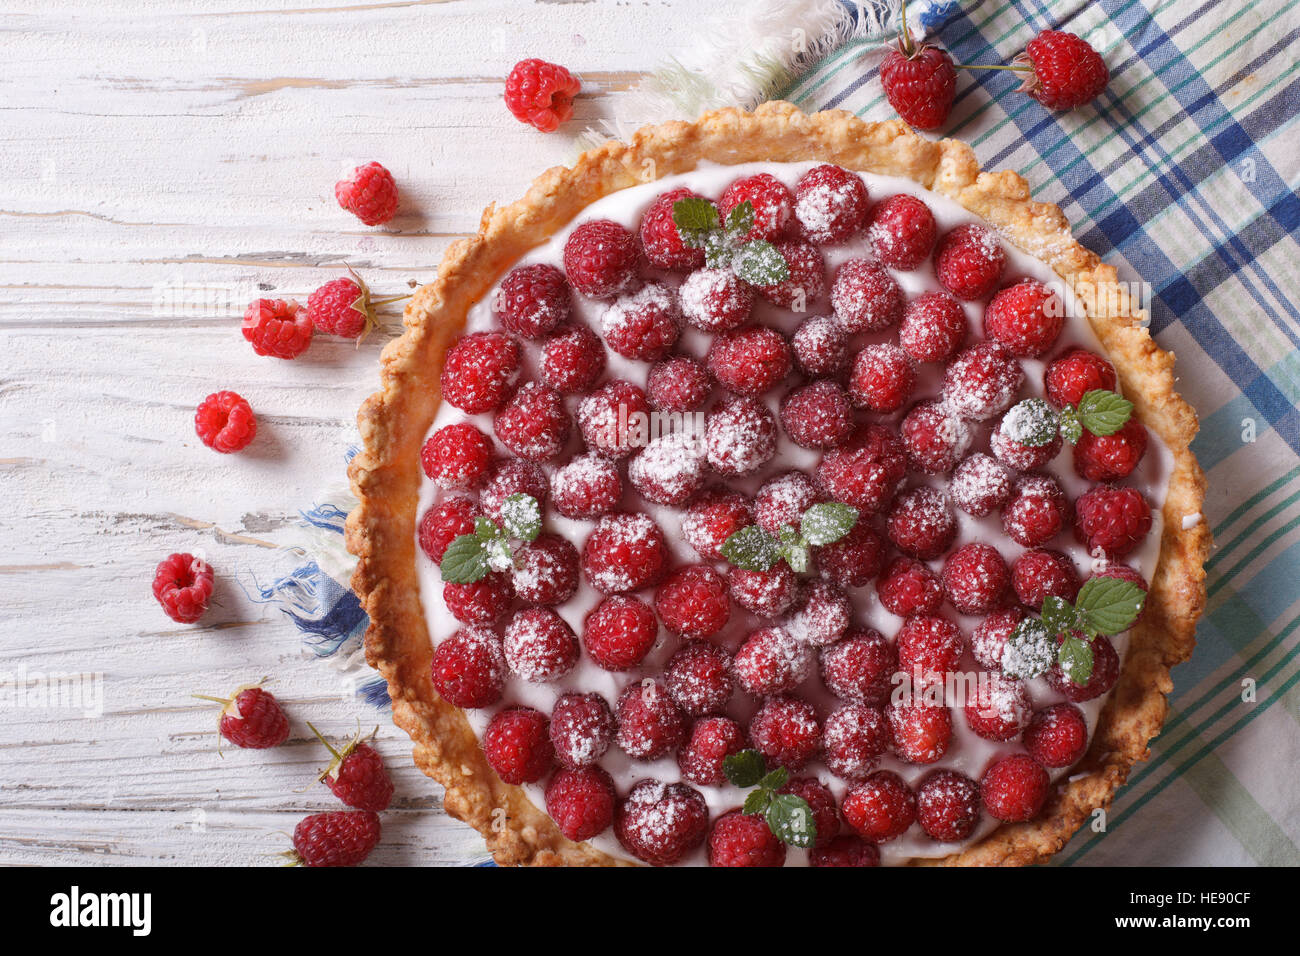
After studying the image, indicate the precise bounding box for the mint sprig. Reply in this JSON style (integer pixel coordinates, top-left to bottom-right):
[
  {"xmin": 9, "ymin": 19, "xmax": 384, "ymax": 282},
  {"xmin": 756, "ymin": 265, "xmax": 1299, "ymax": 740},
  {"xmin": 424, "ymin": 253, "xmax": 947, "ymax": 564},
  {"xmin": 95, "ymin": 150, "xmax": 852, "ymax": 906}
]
[
  {"xmin": 1058, "ymin": 389, "xmax": 1133, "ymax": 444},
  {"xmin": 719, "ymin": 502, "xmax": 857, "ymax": 573},
  {"xmin": 723, "ymin": 750, "xmax": 817, "ymax": 848},
  {"xmin": 436, "ymin": 494, "xmax": 541, "ymax": 584},
  {"xmin": 671, "ymin": 197, "xmax": 790, "ymax": 286}
]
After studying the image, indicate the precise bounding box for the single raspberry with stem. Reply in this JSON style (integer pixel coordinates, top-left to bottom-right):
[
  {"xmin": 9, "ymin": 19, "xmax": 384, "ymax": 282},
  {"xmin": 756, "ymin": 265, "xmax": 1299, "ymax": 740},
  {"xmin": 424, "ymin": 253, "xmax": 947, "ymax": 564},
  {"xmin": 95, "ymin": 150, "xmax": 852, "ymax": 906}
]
[
  {"xmin": 193, "ymin": 683, "xmax": 289, "ymax": 750},
  {"xmin": 307, "ymin": 269, "xmax": 405, "ymax": 340},
  {"xmin": 1015, "ymin": 30, "xmax": 1109, "ymax": 110},
  {"xmin": 334, "ymin": 162, "xmax": 399, "ymax": 226},
  {"xmin": 971, "ymin": 606, "xmax": 1023, "ymax": 671},
  {"xmin": 306, "ymin": 722, "xmax": 394, "ymax": 812},
  {"xmin": 504, "ymin": 58, "xmax": 581, "ymax": 132},
  {"xmin": 289, "ymin": 810, "xmax": 381, "ymax": 867},
  {"xmin": 879, "ymin": 6, "xmax": 957, "ymax": 130},
  {"xmin": 678, "ymin": 715, "xmax": 746, "ymax": 786},
  {"xmin": 549, "ymin": 692, "xmax": 615, "ymax": 769},
  {"xmin": 708, "ymin": 810, "xmax": 787, "ymax": 868},
  {"xmin": 546, "ymin": 766, "xmax": 616, "ymax": 842},
  {"xmin": 195, "ymin": 391, "xmax": 256, "ymax": 454},
  {"xmin": 154, "ymin": 552, "xmax": 214, "ymax": 624},
  {"xmin": 483, "ymin": 706, "xmax": 554, "ymax": 785},
  {"xmin": 495, "ymin": 263, "xmax": 571, "ymax": 339},
  {"xmin": 242, "ymin": 298, "xmax": 312, "ymax": 359},
  {"xmin": 754, "ymin": 470, "xmax": 821, "ymax": 536}
]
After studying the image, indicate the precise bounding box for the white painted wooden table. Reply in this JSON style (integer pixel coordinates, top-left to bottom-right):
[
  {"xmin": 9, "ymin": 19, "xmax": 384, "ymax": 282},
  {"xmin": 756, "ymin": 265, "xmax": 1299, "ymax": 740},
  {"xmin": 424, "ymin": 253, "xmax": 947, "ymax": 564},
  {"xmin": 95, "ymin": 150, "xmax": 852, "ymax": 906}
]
[{"xmin": 0, "ymin": 0, "xmax": 746, "ymax": 866}]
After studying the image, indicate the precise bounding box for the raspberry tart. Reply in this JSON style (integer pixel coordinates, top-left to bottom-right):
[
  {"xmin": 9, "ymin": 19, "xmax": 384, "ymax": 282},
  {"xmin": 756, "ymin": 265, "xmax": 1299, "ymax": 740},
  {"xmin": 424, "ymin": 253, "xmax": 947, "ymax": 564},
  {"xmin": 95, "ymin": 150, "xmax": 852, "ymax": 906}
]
[{"xmin": 347, "ymin": 103, "xmax": 1208, "ymax": 866}]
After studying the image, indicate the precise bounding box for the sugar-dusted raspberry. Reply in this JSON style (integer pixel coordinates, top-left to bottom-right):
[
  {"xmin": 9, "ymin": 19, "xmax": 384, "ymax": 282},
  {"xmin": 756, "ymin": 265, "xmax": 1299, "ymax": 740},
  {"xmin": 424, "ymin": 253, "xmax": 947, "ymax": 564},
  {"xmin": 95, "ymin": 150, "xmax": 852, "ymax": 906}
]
[
  {"xmin": 791, "ymin": 315, "xmax": 850, "ymax": 377},
  {"xmin": 1074, "ymin": 485, "xmax": 1152, "ymax": 558},
  {"xmin": 887, "ymin": 486, "xmax": 957, "ymax": 560},
  {"xmin": 984, "ymin": 279, "xmax": 1064, "ymax": 358},
  {"xmin": 785, "ymin": 580, "xmax": 851, "ymax": 648},
  {"xmin": 655, "ymin": 564, "xmax": 731, "ymax": 641},
  {"xmin": 418, "ymin": 496, "xmax": 476, "ymax": 564},
  {"xmin": 582, "ymin": 512, "xmax": 668, "ymax": 594},
  {"xmin": 949, "ymin": 454, "xmax": 1011, "ymax": 519},
  {"xmin": 550, "ymin": 453, "xmax": 622, "ymax": 520},
  {"xmin": 707, "ymin": 325, "xmax": 792, "ymax": 397},
  {"xmin": 421, "ymin": 422, "xmax": 494, "ymax": 492},
  {"xmin": 991, "ymin": 405, "xmax": 1064, "ymax": 472},
  {"xmin": 842, "ymin": 770, "xmax": 917, "ymax": 842},
  {"xmin": 900, "ymin": 400, "xmax": 971, "ymax": 474},
  {"xmin": 817, "ymin": 521, "xmax": 888, "ymax": 589},
  {"xmin": 616, "ymin": 779, "xmax": 709, "ymax": 866},
  {"xmin": 823, "ymin": 702, "xmax": 891, "ymax": 781},
  {"xmin": 816, "ymin": 423, "xmax": 908, "ymax": 516},
  {"xmin": 479, "ymin": 458, "xmax": 548, "ymax": 523},
  {"xmin": 756, "ymin": 239, "xmax": 826, "ymax": 310},
  {"xmin": 681, "ymin": 489, "xmax": 751, "ymax": 560},
  {"xmin": 664, "ymin": 643, "xmax": 734, "ymax": 717},
  {"xmin": 794, "ymin": 164, "xmax": 869, "ymax": 244},
  {"xmin": 540, "ymin": 323, "xmax": 605, "ymax": 394},
  {"xmin": 708, "ymin": 810, "xmax": 787, "ymax": 868},
  {"xmin": 646, "ymin": 355, "xmax": 709, "ymax": 411},
  {"xmin": 679, "ymin": 267, "xmax": 753, "ymax": 332},
  {"xmin": 820, "ymin": 629, "xmax": 896, "ymax": 704},
  {"xmin": 1024, "ymin": 702, "xmax": 1089, "ymax": 768},
  {"xmin": 899, "ymin": 290, "xmax": 967, "ymax": 364},
  {"xmin": 430, "ymin": 626, "xmax": 504, "ymax": 709},
  {"xmin": 779, "ymin": 380, "xmax": 854, "ymax": 450},
  {"xmin": 153, "ymin": 553, "xmax": 214, "ymax": 623},
  {"xmin": 1044, "ymin": 347, "xmax": 1118, "ymax": 409},
  {"xmin": 504, "ymin": 58, "xmax": 581, "ymax": 132},
  {"xmin": 577, "ymin": 379, "xmax": 650, "ymax": 459},
  {"xmin": 831, "ymin": 258, "xmax": 904, "ymax": 333},
  {"xmin": 242, "ymin": 298, "xmax": 312, "ymax": 359},
  {"xmin": 886, "ymin": 699, "xmax": 953, "ymax": 764},
  {"xmin": 849, "ymin": 342, "xmax": 917, "ymax": 413},
  {"xmin": 563, "ymin": 219, "xmax": 639, "ymax": 299},
  {"xmin": 677, "ymin": 715, "xmax": 745, "ymax": 786},
  {"xmin": 1047, "ymin": 633, "xmax": 1120, "ymax": 702},
  {"xmin": 754, "ymin": 470, "xmax": 822, "ymax": 536},
  {"xmin": 970, "ymin": 607, "xmax": 1024, "ymax": 671},
  {"xmin": 443, "ymin": 571, "xmax": 513, "ymax": 625},
  {"xmin": 512, "ymin": 534, "xmax": 579, "ymax": 606},
  {"xmin": 334, "ymin": 161, "xmax": 399, "ymax": 226},
  {"xmin": 964, "ymin": 672, "xmax": 1031, "ymax": 741},
  {"xmin": 981, "ymin": 753, "xmax": 1049, "ymax": 822},
  {"xmin": 1002, "ymin": 473, "xmax": 1071, "ymax": 548},
  {"xmin": 877, "ymin": 557, "xmax": 943, "ymax": 618},
  {"xmin": 195, "ymin": 391, "xmax": 257, "ymax": 453},
  {"xmin": 496, "ymin": 263, "xmax": 571, "ymax": 338},
  {"xmin": 494, "ymin": 383, "xmax": 570, "ymax": 462},
  {"xmin": 503, "ymin": 607, "xmax": 578, "ymax": 682},
  {"xmin": 582, "ymin": 593, "xmax": 659, "ymax": 670},
  {"xmin": 941, "ymin": 542, "xmax": 1010, "ymax": 615},
  {"xmin": 615, "ymin": 680, "xmax": 685, "ymax": 760},
  {"xmin": 728, "ymin": 564, "xmax": 798, "ymax": 618},
  {"xmin": 749, "ymin": 695, "xmax": 822, "ymax": 771},
  {"xmin": 483, "ymin": 707, "xmax": 553, "ymax": 785},
  {"xmin": 629, "ymin": 432, "xmax": 707, "ymax": 506},
  {"xmin": 441, "ymin": 331, "xmax": 521, "ymax": 414},
  {"xmin": 639, "ymin": 187, "xmax": 709, "ymax": 270},
  {"xmin": 1088, "ymin": 562, "xmax": 1150, "ymax": 622},
  {"xmin": 935, "ymin": 223, "xmax": 1006, "ymax": 301},
  {"xmin": 719, "ymin": 172, "xmax": 794, "ymax": 241},
  {"xmin": 601, "ymin": 282, "xmax": 681, "ymax": 361},
  {"xmin": 809, "ymin": 835, "xmax": 881, "ymax": 866},
  {"xmin": 706, "ymin": 396, "xmax": 778, "ymax": 477},
  {"xmin": 732, "ymin": 626, "xmax": 813, "ymax": 697},
  {"xmin": 546, "ymin": 765, "xmax": 616, "ymax": 842},
  {"xmin": 866, "ymin": 193, "xmax": 938, "ymax": 270},
  {"xmin": 915, "ymin": 769, "xmax": 981, "ymax": 842},
  {"xmin": 550, "ymin": 692, "xmax": 615, "ymax": 769},
  {"xmin": 896, "ymin": 614, "xmax": 964, "ymax": 687},
  {"xmin": 1012, "ymin": 548, "xmax": 1080, "ymax": 610},
  {"xmin": 1074, "ymin": 418, "xmax": 1149, "ymax": 482},
  {"xmin": 942, "ymin": 342, "xmax": 1025, "ymax": 421}
]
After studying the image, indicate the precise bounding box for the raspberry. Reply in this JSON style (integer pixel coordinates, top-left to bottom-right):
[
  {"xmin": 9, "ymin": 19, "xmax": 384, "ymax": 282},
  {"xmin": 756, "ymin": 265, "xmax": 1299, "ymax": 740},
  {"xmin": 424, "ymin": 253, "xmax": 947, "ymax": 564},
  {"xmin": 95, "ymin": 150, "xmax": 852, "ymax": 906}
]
[
  {"xmin": 707, "ymin": 325, "xmax": 792, "ymax": 396},
  {"xmin": 1074, "ymin": 485, "xmax": 1152, "ymax": 558},
  {"xmin": 577, "ymin": 379, "xmax": 650, "ymax": 458},
  {"xmin": 719, "ymin": 172, "xmax": 794, "ymax": 241},
  {"xmin": 1089, "ymin": 563, "xmax": 1149, "ymax": 621},
  {"xmin": 900, "ymin": 400, "xmax": 971, "ymax": 474},
  {"xmin": 708, "ymin": 810, "xmax": 786, "ymax": 868},
  {"xmin": 194, "ymin": 390, "xmax": 257, "ymax": 454},
  {"xmin": 1047, "ymin": 633, "xmax": 1119, "ymax": 702},
  {"xmin": 494, "ymin": 382, "xmax": 571, "ymax": 462},
  {"xmin": 950, "ymin": 453, "xmax": 1013, "ymax": 517},
  {"xmin": 991, "ymin": 406, "xmax": 1064, "ymax": 471},
  {"xmin": 732, "ymin": 626, "xmax": 813, "ymax": 696},
  {"xmin": 430, "ymin": 626, "xmax": 504, "ymax": 709},
  {"xmin": 153, "ymin": 552, "xmax": 214, "ymax": 623},
  {"xmin": 886, "ymin": 699, "xmax": 952, "ymax": 763},
  {"xmin": 242, "ymin": 298, "xmax": 312, "ymax": 359},
  {"xmin": 971, "ymin": 607, "xmax": 1024, "ymax": 671},
  {"xmin": 942, "ymin": 342, "xmax": 1024, "ymax": 421},
  {"xmin": 963, "ymin": 672, "xmax": 1031, "ymax": 741},
  {"xmin": 679, "ymin": 267, "xmax": 753, "ymax": 332},
  {"xmin": 984, "ymin": 279, "xmax": 1065, "ymax": 358},
  {"xmin": 842, "ymin": 770, "xmax": 917, "ymax": 842},
  {"xmin": 334, "ymin": 162, "xmax": 398, "ymax": 226},
  {"xmin": 896, "ymin": 614, "xmax": 964, "ymax": 687},
  {"xmin": 681, "ymin": 489, "xmax": 751, "ymax": 560},
  {"xmin": 809, "ymin": 835, "xmax": 881, "ymax": 867},
  {"xmin": 817, "ymin": 521, "xmax": 888, "ymax": 588},
  {"xmin": 816, "ymin": 423, "xmax": 907, "ymax": 516},
  {"xmin": 550, "ymin": 453, "xmax": 622, "ymax": 519},
  {"xmin": 540, "ymin": 323, "xmax": 605, "ymax": 393},
  {"xmin": 877, "ymin": 557, "xmax": 942, "ymax": 618},
  {"xmin": 601, "ymin": 282, "xmax": 680, "ymax": 361},
  {"xmin": 512, "ymin": 533, "xmax": 579, "ymax": 606},
  {"xmin": 308, "ymin": 276, "xmax": 374, "ymax": 339},
  {"xmin": 756, "ymin": 240, "xmax": 826, "ymax": 309},
  {"xmin": 420, "ymin": 422, "xmax": 493, "ymax": 490},
  {"xmin": 748, "ymin": 695, "xmax": 821, "ymax": 771},
  {"xmin": 1002, "ymin": 473, "xmax": 1071, "ymax": 548},
  {"xmin": 209, "ymin": 685, "xmax": 289, "ymax": 749},
  {"xmin": 1074, "ymin": 419, "xmax": 1149, "ymax": 482},
  {"xmin": 899, "ymin": 290, "xmax": 967, "ymax": 363},
  {"xmin": 823, "ymin": 702, "xmax": 891, "ymax": 781},
  {"xmin": 654, "ymin": 564, "xmax": 731, "ymax": 640},
  {"xmin": 793, "ymin": 164, "xmax": 869, "ymax": 244},
  {"xmin": 628, "ymin": 432, "xmax": 707, "ymax": 506},
  {"xmin": 981, "ymin": 753, "xmax": 1049, "ymax": 822},
  {"xmin": 831, "ymin": 258, "xmax": 904, "ymax": 333},
  {"xmin": 291, "ymin": 810, "xmax": 381, "ymax": 867},
  {"xmin": 496, "ymin": 263, "xmax": 571, "ymax": 338},
  {"xmin": 1044, "ymin": 348, "xmax": 1117, "ymax": 409},
  {"xmin": 791, "ymin": 315, "xmax": 850, "ymax": 377},
  {"xmin": 785, "ymin": 580, "xmax": 851, "ymax": 648},
  {"xmin": 754, "ymin": 470, "xmax": 821, "ymax": 536},
  {"xmin": 639, "ymin": 187, "xmax": 709, "ymax": 270},
  {"xmin": 441, "ymin": 331, "xmax": 521, "ymax": 414},
  {"xmin": 616, "ymin": 779, "xmax": 708, "ymax": 866},
  {"xmin": 935, "ymin": 224, "xmax": 1006, "ymax": 301},
  {"xmin": 504, "ymin": 58, "xmax": 581, "ymax": 132},
  {"xmin": 941, "ymin": 542, "xmax": 1010, "ymax": 615},
  {"xmin": 706, "ymin": 396, "xmax": 778, "ymax": 477},
  {"xmin": 849, "ymin": 342, "xmax": 917, "ymax": 413},
  {"xmin": 728, "ymin": 564, "xmax": 798, "ymax": 618},
  {"xmin": 546, "ymin": 766, "xmax": 616, "ymax": 841},
  {"xmin": 315, "ymin": 732, "xmax": 393, "ymax": 813},
  {"xmin": 1012, "ymin": 548, "xmax": 1080, "ymax": 610},
  {"xmin": 866, "ymin": 193, "xmax": 938, "ymax": 270},
  {"xmin": 581, "ymin": 512, "xmax": 668, "ymax": 594},
  {"xmin": 887, "ymin": 486, "xmax": 957, "ymax": 560},
  {"xmin": 780, "ymin": 380, "xmax": 854, "ymax": 449},
  {"xmin": 483, "ymin": 707, "xmax": 554, "ymax": 785},
  {"xmin": 418, "ymin": 496, "xmax": 476, "ymax": 563},
  {"xmin": 503, "ymin": 607, "xmax": 579, "ymax": 682},
  {"xmin": 563, "ymin": 219, "xmax": 638, "ymax": 299},
  {"xmin": 677, "ymin": 715, "xmax": 745, "ymax": 785},
  {"xmin": 646, "ymin": 355, "xmax": 709, "ymax": 411},
  {"xmin": 615, "ymin": 680, "xmax": 685, "ymax": 760},
  {"xmin": 1021, "ymin": 30, "xmax": 1109, "ymax": 110},
  {"xmin": 915, "ymin": 769, "xmax": 981, "ymax": 842},
  {"xmin": 479, "ymin": 458, "xmax": 548, "ymax": 523},
  {"xmin": 879, "ymin": 41, "xmax": 957, "ymax": 130},
  {"xmin": 549, "ymin": 692, "xmax": 615, "ymax": 768},
  {"xmin": 1024, "ymin": 703, "xmax": 1089, "ymax": 767},
  {"xmin": 819, "ymin": 629, "xmax": 897, "ymax": 704},
  {"xmin": 582, "ymin": 594, "xmax": 659, "ymax": 670},
  {"xmin": 664, "ymin": 643, "xmax": 734, "ymax": 717},
  {"xmin": 443, "ymin": 571, "xmax": 513, "ymax": 625}
]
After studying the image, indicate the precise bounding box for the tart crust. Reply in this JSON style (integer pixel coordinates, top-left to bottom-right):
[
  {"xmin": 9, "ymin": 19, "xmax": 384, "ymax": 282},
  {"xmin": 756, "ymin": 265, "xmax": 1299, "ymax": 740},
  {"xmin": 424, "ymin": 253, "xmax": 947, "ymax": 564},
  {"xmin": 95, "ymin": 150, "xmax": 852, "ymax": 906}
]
[{"xmin": 346, "ymin": 102, "xmax": 1210, "ymax": 867}]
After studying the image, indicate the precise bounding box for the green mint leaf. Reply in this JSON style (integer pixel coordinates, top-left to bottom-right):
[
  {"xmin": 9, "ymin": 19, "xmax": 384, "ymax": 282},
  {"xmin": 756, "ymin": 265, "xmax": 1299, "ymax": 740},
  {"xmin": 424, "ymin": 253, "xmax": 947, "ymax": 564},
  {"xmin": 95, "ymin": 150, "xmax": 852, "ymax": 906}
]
[
  {"xmin": 1077, "ymin": 389, "xmax": 1134, "ymax": 437},
  {"xmin": 783, "ymin": 541, "xmax": 811, "ymax": 573},
  {"xmin": 722, "ymin": 748, "xmax": 767, "ymax": 789},
  {"xmin": 758, "ymin": 766, "xmax": 789, "ymax": 791},
  {"xmin": 800, "ymin": 502, "xmax": 858, "ymax": 546},
  {"xmin": 1001, "ymin": 398, "xmax": 1060, "ymax": 448},
  {"xmin": 702, "ymin": 231, "xmax": 734, "ymax": 269},
  {"xmin": 1057, "ymin": 634, "xmax": 1096, "ymax": 686},
  {"xmin": 732, "ymin": 239, "xmax": 790, "ymax": 286},
  {"xmin": 725, "ymin": 199, "xmax": 755, "ymax": 239},
  {"xmin": 1040, "ymin": 595, "xmax": 1079, "ymax": 637},
  {"xmin": 1059, "ymin": 408, "xmax": 1083, "ymax": 445},
  {"xmin": 1002, "ymin": 618, "xmax": 1057, "ymax": 681},
  {"xmin": 473, "ymin": 516, "xmax": 501, "ymax": 541},
  {"xmin": 743, "ymin": 788, "xmax": 773, "ymax": 816},
  {"xmin": 765, "ymin": 793, "xmax": 817, "ymax": 848},
  {"xmin": 720, "ymin": 525, "xmax": 782, "ymax": 571},
  {"xmin": 500, "ymin": 493, "xmax": 541, "ymax": 542},
  {"xmin": 1075, "ymin": 575, "xmax": 1147, "ymax": 636},
  {"xmin": 671, "ymin": 197, "xmax": 719, "ymax": 248},
  {"xmin": 438, "ymin": 534, "xmax": 488, "ymax": 584},
  {"xmin": 483, "ymin": 536, "xmax": 514, "ymax": 573}
]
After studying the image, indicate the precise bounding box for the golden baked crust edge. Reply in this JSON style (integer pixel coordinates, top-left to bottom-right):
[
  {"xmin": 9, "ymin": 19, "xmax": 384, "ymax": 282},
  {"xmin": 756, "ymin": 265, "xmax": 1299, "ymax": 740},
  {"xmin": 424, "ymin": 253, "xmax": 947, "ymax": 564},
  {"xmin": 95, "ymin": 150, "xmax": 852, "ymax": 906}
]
[{"xmin": 345, "ymin": 101, "xmax": 1211, "ymax": 867}]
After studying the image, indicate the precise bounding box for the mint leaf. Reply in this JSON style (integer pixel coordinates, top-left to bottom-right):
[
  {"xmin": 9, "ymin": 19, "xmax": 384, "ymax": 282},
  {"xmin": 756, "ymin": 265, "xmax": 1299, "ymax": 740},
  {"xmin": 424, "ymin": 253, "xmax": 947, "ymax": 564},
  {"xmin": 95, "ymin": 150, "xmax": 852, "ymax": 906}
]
[
  {"xmin": 784, "ymin": 541, "xmax": 811, "ymax": 574},
  {"xmin": 743, "ymin": 788, "xmax": 773, "ymax": 816},
  {"xmin": 723, "ymin": 748, "xmax": 767, "ymax": 789},
  {"xmin": 438, "ymin": 534, "xmax": 488, "ymax": 583},
  {"xmin": 801, "ymin": 502, "xmax": 858, "ymax": 546},
  {"xmin": 765, "ymin": 793, "xmax": 817, "ymax": 848},
  {"xmin": 500, "ymin": 493, "xmax": 541, "ymax": 542},
  {"xmin": 1057, "ymin": 634, "xmax": 1095, "ymax": 686},
  {"xmin": 758, "ymin": 766, "xmax": 789, "ymax": 791},
  {"xmin": 720, "ymin": 525, "xmax": 782, "ymax": 571},
  {"xmin": 702, "ymin": 231, "xmax": 733, "ymax": 269},
  {"xmin": 671, "ymin": 197, "xmax": 719, "ymax": 247},
  {"xmin": 725, "ymin": 199, "xmax": 755, "ymax": 239},
  {"xmin": 1002, "ymin": 398, "xmax": 1060, "ymax": 448},
  {"xmin": 1040, "ymin": 595, "xmax": 1079, "ymax": 637},
  {"xmin": 473, "ymin": 516, "xmax": 501, "ymax": 541},
  {"xmin": 731, "ymin": 239, "xmax": 789, "ymax": 286},
  {"xmin": 1058, "ymin": 408, "xmax": 1083, "ymax": 445},
  {"xmin": 1076, "ymin": 389, "xmax": 1133, "ymax": 437},
  {"xmin": 1002, "ymin": 618, "xmax": 1057, "ymax": 680},
  {"xmin": 1076, "ymin": 575, "xmax": 1146, "ymax": 636}
]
